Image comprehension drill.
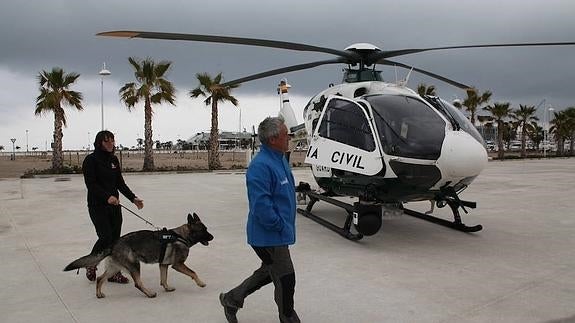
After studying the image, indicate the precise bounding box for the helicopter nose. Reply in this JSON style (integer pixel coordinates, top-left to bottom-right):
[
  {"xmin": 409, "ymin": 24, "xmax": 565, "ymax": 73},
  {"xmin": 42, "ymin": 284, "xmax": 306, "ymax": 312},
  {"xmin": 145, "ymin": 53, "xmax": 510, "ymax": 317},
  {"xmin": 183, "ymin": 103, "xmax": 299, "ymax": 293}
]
[{"xmin": 436, "ymin": 131, "xmax": 488, "ymax": 178}]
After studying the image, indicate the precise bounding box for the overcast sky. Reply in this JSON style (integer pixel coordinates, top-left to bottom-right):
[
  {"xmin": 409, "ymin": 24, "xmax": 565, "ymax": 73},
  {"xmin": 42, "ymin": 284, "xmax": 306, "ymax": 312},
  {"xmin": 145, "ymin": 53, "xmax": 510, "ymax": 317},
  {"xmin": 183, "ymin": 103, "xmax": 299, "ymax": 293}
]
[{"xmin": 1, "ymin": 0, "xmax": 574, "ymax": 151}]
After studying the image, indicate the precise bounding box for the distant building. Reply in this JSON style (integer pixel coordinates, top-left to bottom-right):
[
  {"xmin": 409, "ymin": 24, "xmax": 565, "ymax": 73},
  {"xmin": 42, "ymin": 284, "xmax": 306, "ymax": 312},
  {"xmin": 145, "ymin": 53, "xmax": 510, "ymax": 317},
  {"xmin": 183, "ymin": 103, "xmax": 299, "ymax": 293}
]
[
  {"xmin": 187, "ymin": 132, "xmax": 210, "ymax": 150},
  {"xmin": 187, "ymin": 130, "xmax": 256, "ymax": 150}
]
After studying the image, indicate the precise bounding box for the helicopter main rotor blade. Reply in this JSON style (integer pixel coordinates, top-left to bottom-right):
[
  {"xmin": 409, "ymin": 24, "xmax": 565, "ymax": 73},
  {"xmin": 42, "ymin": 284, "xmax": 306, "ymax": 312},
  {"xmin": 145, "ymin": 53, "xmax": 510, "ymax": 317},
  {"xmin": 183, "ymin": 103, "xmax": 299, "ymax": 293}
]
[
  {"xmin": 222, "ymin": 58, "xmax": 347, "ymax": 86},
  {"xmin": 380, "ymin": 59, "xmax": 472, "ymax": 90},
  {"xmin": 369, "ymin": 41, "xmax": 575, "ymax": 62},
  {"xmin": 97, "ymin": 30, "xmax": 360, "ymax": 61}
]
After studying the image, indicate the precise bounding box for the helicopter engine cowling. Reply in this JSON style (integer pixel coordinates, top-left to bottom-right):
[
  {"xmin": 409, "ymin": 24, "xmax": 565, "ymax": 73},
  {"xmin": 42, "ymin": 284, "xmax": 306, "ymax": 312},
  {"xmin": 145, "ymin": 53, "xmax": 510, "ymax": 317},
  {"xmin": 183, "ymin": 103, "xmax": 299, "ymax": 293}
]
[{"xmin": 435, "ymin": 130, "xmax": 488, "ymax": 184}]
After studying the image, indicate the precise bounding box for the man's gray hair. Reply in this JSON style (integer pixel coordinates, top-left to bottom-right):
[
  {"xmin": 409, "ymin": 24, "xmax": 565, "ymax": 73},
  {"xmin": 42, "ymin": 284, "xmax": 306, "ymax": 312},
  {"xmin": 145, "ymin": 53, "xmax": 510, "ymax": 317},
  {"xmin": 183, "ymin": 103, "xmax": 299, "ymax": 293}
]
[{"xmin": 258, "ymin": 116, "xmax": 285, "ymax": 145}]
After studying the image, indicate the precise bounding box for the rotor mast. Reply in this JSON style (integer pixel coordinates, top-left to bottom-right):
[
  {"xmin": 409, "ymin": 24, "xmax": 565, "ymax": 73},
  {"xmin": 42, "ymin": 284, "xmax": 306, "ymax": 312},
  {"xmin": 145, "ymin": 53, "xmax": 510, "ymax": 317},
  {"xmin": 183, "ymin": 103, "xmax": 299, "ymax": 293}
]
[{"xmin": 342, "ymin": 43, "xmax": 384, "ymax": 83}]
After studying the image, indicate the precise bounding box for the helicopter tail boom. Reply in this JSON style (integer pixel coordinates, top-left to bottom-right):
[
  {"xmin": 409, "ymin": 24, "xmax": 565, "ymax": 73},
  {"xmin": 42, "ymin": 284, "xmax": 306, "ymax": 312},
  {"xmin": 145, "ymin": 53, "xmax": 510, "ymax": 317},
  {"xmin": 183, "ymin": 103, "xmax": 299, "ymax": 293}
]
[{"xmin": 277, "ymin": 79, "xmax": 298, "ymax": 130}]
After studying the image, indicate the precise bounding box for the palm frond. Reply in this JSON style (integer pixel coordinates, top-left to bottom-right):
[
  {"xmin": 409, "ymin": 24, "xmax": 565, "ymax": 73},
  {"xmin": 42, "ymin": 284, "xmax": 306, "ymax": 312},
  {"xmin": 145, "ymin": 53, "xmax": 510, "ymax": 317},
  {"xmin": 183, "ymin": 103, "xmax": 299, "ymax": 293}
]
[
  {"xmin": 190, "ymin": 88, "xmax": 205, "ymax": 98},
  {"xmin": 154, "ymin": 61, "xmax": 171, "ymax": 77},
  {"xmin": 196, "ymin": 72, "xmax": 214, "ymax": 88}
]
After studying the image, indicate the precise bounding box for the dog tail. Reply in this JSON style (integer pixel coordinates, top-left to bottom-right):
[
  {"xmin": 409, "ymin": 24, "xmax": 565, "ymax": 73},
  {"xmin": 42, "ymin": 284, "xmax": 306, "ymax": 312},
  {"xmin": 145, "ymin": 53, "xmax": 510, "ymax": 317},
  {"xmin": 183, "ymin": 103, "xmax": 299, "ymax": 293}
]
[{"xmin": 63, "ymin": 249, "xmax": 110, "ymax": 271}]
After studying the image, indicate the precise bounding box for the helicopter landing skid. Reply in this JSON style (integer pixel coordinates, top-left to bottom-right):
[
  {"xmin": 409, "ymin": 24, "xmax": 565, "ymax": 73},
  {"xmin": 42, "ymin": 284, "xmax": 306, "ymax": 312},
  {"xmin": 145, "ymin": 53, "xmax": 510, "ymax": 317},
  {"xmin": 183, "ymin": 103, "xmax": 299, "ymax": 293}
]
[
  {"xmin": 402, "ymin": 201, "xmax": 483, "ymax": 233},
  {"xmin": 297, "ymin": 191, "xmax": 364, "ymax": 241}
]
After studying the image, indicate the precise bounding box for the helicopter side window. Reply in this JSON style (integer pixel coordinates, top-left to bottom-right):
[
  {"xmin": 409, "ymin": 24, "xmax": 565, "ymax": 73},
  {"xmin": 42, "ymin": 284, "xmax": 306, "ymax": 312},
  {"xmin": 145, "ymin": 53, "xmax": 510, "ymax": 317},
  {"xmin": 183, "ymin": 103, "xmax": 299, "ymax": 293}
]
[{"xmin": 318, "ymin": 99, "xmax": 375, "ymax": 151}]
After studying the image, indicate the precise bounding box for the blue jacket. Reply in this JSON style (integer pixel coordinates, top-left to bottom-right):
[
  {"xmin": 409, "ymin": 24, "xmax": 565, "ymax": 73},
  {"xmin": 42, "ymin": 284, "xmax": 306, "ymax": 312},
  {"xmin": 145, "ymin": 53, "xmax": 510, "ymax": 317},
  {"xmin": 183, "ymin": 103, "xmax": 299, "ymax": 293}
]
[{"xmin": 246, "ymin": 144, "xmax": 296, "ymax": 247}]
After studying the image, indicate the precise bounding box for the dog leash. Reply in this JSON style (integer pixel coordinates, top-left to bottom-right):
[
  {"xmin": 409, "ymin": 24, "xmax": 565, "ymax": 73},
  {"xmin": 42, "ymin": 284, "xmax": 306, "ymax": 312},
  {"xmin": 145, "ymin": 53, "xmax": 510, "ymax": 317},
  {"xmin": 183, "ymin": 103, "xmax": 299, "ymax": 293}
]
[{"xmin": 120, "ymin": 204, "xmax": 160, "ymax": 230}]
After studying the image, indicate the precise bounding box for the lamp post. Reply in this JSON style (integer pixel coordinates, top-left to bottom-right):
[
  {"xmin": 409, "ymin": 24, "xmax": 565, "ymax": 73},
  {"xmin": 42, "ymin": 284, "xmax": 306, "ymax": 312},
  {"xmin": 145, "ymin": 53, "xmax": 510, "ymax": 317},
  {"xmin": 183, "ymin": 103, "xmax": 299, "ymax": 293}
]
[
  {"xmin": 99, "ymin": 63, "xmax": 111, "ymax": 131},
  {"xmin": 544, "ymin": 107, "xmax": 555, "ymax": 158},
  {"xmin": 26, "ymin": 129, "xmax": 29, "ymax": 155},
  {"xmin": 10, "ymin": 138, "xmax": 16, "ymax": 160}
]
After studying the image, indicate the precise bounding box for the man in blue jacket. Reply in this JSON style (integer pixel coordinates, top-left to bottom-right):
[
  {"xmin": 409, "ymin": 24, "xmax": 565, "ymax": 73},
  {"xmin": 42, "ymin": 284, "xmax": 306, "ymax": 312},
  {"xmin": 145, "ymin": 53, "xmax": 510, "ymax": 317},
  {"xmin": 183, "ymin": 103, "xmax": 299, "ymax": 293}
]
[{"xmin": 220, "ymin": 117, "xmax": 300, "ymax": 323}]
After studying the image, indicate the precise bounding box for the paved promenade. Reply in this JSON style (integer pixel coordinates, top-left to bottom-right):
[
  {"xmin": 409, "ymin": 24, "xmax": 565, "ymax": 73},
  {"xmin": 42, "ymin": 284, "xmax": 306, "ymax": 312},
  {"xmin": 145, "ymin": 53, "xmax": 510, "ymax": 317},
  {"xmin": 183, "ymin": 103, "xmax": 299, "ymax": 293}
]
[{"xmin": 1, "ymin": 159, "xmax": 574, "ymax": 322}]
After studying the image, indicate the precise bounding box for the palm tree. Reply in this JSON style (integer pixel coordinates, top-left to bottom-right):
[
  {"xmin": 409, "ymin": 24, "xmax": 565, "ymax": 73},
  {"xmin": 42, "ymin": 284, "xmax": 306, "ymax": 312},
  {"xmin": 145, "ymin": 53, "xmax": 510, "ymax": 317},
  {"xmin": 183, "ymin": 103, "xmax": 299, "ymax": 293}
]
[
  {"xmin": 526, "ymin": 122, "xmax": 544, "ymax": 151},
  {"xmin": 416, "ymin": 83, "xmax": 436, "ymax": 97},
  {"xmin": 564, "ymin": 107, "xmax": 575, "ymax": 155},
  {"xmin": 501, "ymin": 121, "xmax": 518, "ymax": 151},
  {"xmin": 549, "ymin": 110, "xmax": 573, "ymax": 156},
  {"xmin": 119, "ymin": 57, "xmax": 176, "ymax": 171},
  {"xmin": 483, "ymin": 102, "xmax": 512, "ymax": 159},
  {"xmin": 190, "ymin": 72, "xmax": 239, "ymax": 170},
  {"xmin": 512, "ymin": 104, "xmax": 538, "ymax": 157},
  {"xmin": 453, "ymin": 88, "xmax": 492, "ymax": 126},
  {"xmin": 476, "ymin": 115, "xmax": 492, "ymax": 140},
  {"xmin": 35, "ymin": 67, "xmax": 83, "ymax": 171}
]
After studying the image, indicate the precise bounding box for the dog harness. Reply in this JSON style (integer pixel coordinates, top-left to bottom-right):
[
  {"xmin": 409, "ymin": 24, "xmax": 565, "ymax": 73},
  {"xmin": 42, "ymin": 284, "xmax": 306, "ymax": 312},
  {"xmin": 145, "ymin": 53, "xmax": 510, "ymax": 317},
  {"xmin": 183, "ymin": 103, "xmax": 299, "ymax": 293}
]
[{"xmin": 158, "ymin": 228, "xmax": 191, "ymax": 263}]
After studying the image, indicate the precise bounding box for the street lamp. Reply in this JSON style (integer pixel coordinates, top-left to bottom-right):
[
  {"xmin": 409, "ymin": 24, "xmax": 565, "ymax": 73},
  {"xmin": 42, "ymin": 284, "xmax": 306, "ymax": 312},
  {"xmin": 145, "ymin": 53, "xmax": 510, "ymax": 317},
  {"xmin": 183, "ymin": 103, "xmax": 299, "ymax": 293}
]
[
  {"xmin": 10, "ymin": 138, "xmax": 16, "ymax": 160},
  {"xmin": 544, "ymin": 107, "xmax": 555, "ymax": 158},
  {"xmin": 99, "ymin": 62, "xmax": 111, "ymax": 131},
  {"xmin": 26, "ymin": 129, "xmax": 29, "ymax": 155}
]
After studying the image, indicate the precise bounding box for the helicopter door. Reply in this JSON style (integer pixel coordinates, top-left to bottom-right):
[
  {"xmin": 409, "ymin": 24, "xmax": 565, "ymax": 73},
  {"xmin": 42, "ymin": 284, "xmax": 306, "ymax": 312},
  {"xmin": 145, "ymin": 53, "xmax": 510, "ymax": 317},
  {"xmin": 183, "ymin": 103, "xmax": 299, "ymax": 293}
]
[{"xmin": 305, "ymin": 96, "xmax": 384, "ymax": 176}]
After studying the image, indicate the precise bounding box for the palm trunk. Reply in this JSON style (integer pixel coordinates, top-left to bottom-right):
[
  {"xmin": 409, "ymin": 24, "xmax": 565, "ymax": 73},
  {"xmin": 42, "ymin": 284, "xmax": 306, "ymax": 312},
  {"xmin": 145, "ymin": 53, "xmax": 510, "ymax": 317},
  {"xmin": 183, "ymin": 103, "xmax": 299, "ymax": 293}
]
[
  {"xmin": 569, "ymin": 133, "xmax": 574, "ymax": 156},
  {"xmin": 520, "ymin": 125, "xmax": 527, "ymax": 157},
  {"xmin": 52, "ymin": 108, "xmax": 64, "ymax": 171},
  {"xmin": 208, "ymin": 100, "xmax": 221, "ymax": 170},
  {"xmin": 497, "ymin": 121, "xmax": 505, "ymax": 159},
  {"xmin": 143, "ymin": 98, "xmax": 155, "ymax": 171},
  {"xmin": 557, "ymin": 138, "xmax": 564, "ymax": 156}
]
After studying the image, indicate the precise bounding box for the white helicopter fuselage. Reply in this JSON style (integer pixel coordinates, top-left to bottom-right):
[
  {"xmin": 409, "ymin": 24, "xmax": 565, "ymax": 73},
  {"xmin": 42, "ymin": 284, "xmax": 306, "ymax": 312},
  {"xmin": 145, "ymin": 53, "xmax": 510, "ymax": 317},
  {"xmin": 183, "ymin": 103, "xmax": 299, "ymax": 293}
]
[{"xmin": 281, "ymin": 80, "xmax": 488, "ymax": 201}]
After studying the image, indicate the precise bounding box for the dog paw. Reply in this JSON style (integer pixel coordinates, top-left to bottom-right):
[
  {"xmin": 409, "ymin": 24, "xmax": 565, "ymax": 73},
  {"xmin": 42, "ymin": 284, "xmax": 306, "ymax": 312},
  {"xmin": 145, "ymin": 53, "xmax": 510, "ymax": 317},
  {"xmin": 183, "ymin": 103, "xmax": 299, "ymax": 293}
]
[
  {"xmin": 197, "ymin": 281, "xmax": 206, "ymax": 288},
  {"xmin": 96, "ymin": 292, "xmax": 105, "ymax": 299},
  {"xmin": 147, "ymin": 292, "xmax": 157, "ymax": 298},
  {"xmin": 164, "ymin": 286, "xmax": 176, "ymax": 292}
]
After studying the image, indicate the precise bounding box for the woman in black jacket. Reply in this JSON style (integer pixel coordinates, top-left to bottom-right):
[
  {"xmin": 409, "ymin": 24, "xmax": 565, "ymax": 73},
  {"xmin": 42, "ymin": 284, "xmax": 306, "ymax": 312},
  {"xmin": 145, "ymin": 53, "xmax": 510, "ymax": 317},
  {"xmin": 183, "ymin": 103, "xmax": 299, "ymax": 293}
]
[{"xmin": 82, "ymin": 130, "xmax": 144, "ymax": 283}]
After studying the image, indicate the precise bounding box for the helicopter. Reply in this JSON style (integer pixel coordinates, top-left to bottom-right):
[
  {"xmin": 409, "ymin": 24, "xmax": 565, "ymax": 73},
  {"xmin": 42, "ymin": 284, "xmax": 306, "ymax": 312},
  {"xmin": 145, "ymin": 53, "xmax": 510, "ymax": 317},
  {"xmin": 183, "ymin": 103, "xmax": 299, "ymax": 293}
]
[{"xmin": 98, "ymin": 31, "xmax": 575, "ymax": 240}]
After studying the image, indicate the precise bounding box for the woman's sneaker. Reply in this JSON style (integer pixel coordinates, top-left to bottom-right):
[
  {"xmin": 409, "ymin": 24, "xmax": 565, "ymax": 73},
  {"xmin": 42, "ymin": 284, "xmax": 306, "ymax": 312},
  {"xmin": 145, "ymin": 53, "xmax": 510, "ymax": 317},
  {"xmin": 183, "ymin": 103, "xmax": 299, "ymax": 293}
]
[
  {"xmin": 108, "ymin": 271, "xmax": 130, "ymax": 284},
  {"xmin": 85, "ymin": 266, "xmax": 97, "ymax": 281}
]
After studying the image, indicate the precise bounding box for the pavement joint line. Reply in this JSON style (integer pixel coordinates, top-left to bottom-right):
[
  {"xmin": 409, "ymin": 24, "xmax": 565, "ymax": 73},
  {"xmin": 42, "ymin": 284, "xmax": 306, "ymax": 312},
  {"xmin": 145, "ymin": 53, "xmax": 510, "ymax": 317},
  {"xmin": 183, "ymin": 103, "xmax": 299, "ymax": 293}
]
[{"xmin": 3, "ymin": 204, "xmax": 79, "ymax": 323}]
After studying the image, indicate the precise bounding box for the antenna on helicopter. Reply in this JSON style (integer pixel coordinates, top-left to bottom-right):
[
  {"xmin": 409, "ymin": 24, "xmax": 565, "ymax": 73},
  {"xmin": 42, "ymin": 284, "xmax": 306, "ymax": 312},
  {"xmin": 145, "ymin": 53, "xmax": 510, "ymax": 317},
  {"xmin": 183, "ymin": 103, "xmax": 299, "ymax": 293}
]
[{"xmin": 397, "ymin": 67, "xmax": 414, "ymax": 87}]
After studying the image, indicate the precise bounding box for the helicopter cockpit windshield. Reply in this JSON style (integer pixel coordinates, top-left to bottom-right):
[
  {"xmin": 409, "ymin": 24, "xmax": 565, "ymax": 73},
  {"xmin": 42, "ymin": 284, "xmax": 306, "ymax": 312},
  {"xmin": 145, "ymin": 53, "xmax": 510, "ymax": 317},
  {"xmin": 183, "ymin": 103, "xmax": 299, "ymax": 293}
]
[
  {"xmin": 366, "ymin": 95, "xmax": 446, "ymax": 160},
  {"xmin": 422, "ymin": 96, "xmax": 485, "ymax": 146},
  {"xmin": 439, "ymin": 98, "xmax": 485, "ymax": 145}
]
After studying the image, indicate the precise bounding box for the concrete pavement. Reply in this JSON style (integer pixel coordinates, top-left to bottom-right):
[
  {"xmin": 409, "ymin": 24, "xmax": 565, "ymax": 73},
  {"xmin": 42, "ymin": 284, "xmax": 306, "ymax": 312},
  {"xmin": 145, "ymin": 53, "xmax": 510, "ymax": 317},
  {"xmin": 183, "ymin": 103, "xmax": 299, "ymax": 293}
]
[{"xmin": 1, "ymin": 159, "xmax": 574, "ymax": 323}]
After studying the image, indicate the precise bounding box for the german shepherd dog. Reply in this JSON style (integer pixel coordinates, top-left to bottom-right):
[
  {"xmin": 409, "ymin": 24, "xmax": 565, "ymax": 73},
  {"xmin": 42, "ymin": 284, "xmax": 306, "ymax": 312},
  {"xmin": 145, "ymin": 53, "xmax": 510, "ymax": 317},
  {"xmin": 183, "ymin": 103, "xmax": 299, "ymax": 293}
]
[{"xmin": 64, "ymin": 213, "xmax": 213, "ymax": 298}]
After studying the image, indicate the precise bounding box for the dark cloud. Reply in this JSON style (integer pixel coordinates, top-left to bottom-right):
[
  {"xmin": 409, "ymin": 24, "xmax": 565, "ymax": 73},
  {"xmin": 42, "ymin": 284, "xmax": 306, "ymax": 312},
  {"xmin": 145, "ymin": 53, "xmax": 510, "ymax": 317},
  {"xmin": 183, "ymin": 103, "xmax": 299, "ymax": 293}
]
[
  {"xmin": 2, "ymin": 0, "xmax": 574, "ymax": 100},
  {"xmin": 1, "ymin": 0, "xmax": 574, "ymax": 148}
]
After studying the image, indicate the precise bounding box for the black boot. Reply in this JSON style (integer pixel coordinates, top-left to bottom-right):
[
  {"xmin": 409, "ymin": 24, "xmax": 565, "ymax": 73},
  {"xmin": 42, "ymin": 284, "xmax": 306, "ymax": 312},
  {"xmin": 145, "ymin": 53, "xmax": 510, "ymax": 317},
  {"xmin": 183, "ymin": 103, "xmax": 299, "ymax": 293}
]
[{"xmin": 219, "ymin": 293, "xmax": 239, "ymax": 323}]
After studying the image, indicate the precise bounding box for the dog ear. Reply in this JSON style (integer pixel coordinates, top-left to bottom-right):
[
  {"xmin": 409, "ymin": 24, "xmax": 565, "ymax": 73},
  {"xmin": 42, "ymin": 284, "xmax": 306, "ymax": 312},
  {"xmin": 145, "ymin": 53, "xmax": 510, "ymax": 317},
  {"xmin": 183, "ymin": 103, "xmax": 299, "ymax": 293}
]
[
  {"xmin": 193, "ymin": 212, "xmax": 200, "ymax": 222},
  {"xmin": 187, "ymin": 213, "xmax": 193, "ymax": 224}
]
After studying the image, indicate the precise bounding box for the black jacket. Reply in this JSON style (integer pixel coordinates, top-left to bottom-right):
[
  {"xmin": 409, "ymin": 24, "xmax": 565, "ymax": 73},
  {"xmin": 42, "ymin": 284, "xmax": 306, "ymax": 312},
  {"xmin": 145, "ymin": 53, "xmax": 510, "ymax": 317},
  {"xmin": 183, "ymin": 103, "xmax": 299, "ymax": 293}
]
[{"xmin": 83, "ymin": 149, "xmax": 136, "ymax": 207}]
